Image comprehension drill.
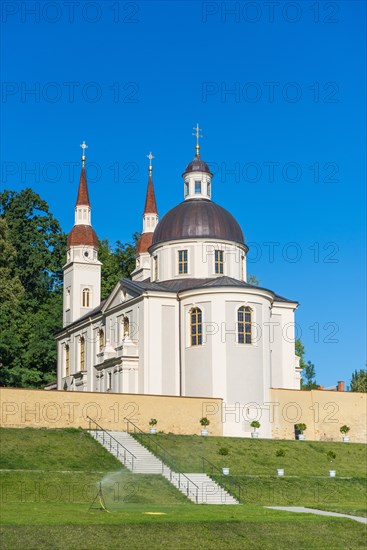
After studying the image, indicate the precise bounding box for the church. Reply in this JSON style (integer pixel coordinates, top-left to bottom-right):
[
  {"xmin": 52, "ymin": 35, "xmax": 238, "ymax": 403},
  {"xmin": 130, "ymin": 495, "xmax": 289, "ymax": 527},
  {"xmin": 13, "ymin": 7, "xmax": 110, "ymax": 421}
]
[{"xmin": 56, "ymin": 130, "xmax": 301, "ymax": 437}]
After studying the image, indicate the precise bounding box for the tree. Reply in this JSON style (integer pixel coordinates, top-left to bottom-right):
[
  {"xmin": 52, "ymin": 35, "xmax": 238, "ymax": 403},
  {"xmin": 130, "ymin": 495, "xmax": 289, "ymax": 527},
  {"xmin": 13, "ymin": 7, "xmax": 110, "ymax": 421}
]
[
  {"xmin": 0, "ymin": 189, "xmax": 66, "ymax": 387},
  {"xmin": 296, "ymin": 338, "xmax": 318, "ymax": 389},
  {"xmin": 295, "ymin": 338, "xmax": 307, "ymax": 371},
  {"xmin": 0, "ymin": 218, "xmax": 25, "ymax": 385},
  {"xmin": 0, "ymin": 189, "xmax": 66, "ymax": 298},
  {"xmin": 0, "ymin": 188, "xmax": 139, "ymax": 388},
  {"xmin": 248, "ymin": 274, "xmax": 260, "ymax": 286},
  {"xmin": 99, "ymin": 233, "xmax": 139, "ymax": 299},
  {"xmin": 301, "ymin": 360, "xmax": 318, "ymax": 390},
  {"xmin": 350, "ymin": 369, "xmax": 367, "ymax": 393}
]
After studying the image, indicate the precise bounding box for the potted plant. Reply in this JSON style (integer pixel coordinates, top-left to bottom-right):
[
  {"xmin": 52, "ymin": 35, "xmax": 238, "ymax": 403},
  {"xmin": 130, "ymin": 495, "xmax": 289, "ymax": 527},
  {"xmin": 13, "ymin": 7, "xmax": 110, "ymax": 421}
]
[
  {"xmin": 340, "ymin": 425, "xmax": 350, "ymax": 443},
  {"xmin": 218, "ymin": 446, "xmax": 229, "ymax": 475},
  {"xmin": 275, "ymin": 448, "xmax": 286, "ymax": 476},
  {"xmin": 327, "ymin": 450, "xmax": 336, "ymax": 477},
  {"xmin": 149, "ymin": 418, "xmax": 158, "ymax": 434},
  {"xmin": 200, "ymin": 417, "xmax": 210, "ymax": 436},
  {"xmin": 250, "ymin": 420, "xmax": 260, "ymax": 438},
  {"xmin": 296, "ymin": 423, "xmax": 307, "ymax": 440}
]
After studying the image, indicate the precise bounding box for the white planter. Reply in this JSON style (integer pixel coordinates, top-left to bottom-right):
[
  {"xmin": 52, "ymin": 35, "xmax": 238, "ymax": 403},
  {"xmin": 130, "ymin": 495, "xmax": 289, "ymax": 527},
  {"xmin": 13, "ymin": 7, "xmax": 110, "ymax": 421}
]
[
  {"xmin": 149, "ymin": 427, "xmax": 157, "ymax": 434},
  {"xmin": 329, "ymin": 470, "xmax": 336, "ymax": 477},
  {"xmin": 201, "ymin": 429, "xmax": 209, "ymax": 436},
  {"xmin": 342, "ymin": 436, "xmax": 350, "ymax": 443},
  {"xmin": 277, "ymin": 469, "xmax": 284, "ymax": 477},
  {"xmin": 298, "ymin": 434, "xmax": 305, "ymax": 440},
  {"xmin": 222, "ymin": 467, "xmax": 230, "ymax": 475},
  {"xmin": 251, "ymin": 432, "xmax": 259, "ymax": 439}
]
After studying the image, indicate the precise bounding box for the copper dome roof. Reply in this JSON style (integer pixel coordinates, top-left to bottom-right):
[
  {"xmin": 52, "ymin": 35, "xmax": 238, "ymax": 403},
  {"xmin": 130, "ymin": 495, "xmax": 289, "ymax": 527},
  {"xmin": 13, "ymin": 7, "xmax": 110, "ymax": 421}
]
[
  {"xmin": 152, "ymin": 199, "xmax": 245, "ymax": 246},
  {"xmin": 183, "ymin": 154, "xmax": 212, "ymax": 175},
  {"xmin": 67, "ymin": 225, "xmax": 99, "ymax": 248}
]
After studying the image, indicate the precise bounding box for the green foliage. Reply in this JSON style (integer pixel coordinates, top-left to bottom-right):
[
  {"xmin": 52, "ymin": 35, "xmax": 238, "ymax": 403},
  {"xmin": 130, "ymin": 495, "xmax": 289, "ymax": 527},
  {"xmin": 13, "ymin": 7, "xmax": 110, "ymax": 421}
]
[
  {"xmin": 250, "ymin": 420, "xmax": 260, "ymax": 429},
  {"xmin": 296, "ymin": 339, "xmax": 318, "ymax": 390},
  {"xmin": 0, "ymin": 189, "xmax": 138, "ymax": 388},
  {"xmin": 301, "ymin": 361, "xmax": 318, "ymax": 390},
  {"xmin": 327, "ymin": 450, "xmax": 337, "ymax": 463},
  {"xmin": 340, "ymin": 425, "xmax": 350, "ymax": 435},
  {"xmin": 0, "ymin": 189, "xmax": 65, "ymax": 296},
  {"xmin": 275, "ymin": 448, "xmax": 286, "ymax": 458},
  {"xmin": 0, "ymin": 190, "xmax": 66, "ymax": 387},
  {"xmin": 98, "ymin": 233, "xmax": 139, "ymax": 299},
  {"xmin": 247, "ymin": 274, "xmax": 260, "ymax": 286},
  {"xmin": 200, "ymin": 417, "xmax": 210, "ymax": 427},
  {"xmin": 149, "ymin": 418, "xmax": 158, "ymax": 427},
  {"xmin": 350, "ymin": 369, "xmax": 367, "ymax": 393},
  {"xmin": 218, "ymin": 446, "xmax": 229, "ymax": 456},
  {"xmin": 296, "ymin": 423, "xmax": 307, "ymax": 433}
]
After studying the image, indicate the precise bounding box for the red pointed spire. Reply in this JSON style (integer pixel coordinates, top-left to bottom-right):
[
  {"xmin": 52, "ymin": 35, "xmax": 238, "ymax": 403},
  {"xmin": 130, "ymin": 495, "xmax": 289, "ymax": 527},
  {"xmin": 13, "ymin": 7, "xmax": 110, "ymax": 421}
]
[
  {"xmin": 143, "ymin": 172, "xmax": 158, "ymax": 214},
  {"xmin": 75, "ymin": 167, "xmax": 91, "ymax": 207}
]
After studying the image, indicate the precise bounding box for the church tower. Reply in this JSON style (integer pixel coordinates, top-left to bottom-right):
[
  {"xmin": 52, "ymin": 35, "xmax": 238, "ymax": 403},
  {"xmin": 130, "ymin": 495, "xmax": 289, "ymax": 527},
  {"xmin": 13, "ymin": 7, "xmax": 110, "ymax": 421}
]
[
  {"xmin": 132, "ymin": 153, "xmax": 159, "ymax": 281},
  {"xmin": 63, "ymin": 142, "xmax": 101, "ymax": 327}
]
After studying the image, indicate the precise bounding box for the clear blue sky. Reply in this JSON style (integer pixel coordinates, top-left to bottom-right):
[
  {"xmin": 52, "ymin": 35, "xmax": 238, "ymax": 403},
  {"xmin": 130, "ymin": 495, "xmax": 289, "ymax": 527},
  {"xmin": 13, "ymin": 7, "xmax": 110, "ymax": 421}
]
[{"xmin": 1, "ymin": 1, "xmax": 366, "ymax": 387}]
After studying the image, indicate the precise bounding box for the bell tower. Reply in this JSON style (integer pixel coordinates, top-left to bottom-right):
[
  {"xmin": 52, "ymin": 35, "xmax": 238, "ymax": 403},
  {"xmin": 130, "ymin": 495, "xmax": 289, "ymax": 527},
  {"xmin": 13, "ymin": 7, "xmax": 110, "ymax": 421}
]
[
  {"xmin": 183, "ymin": 124, "xmax": 213, "ymax": 200},
  {"xmin": 132, "ymin": 152, "xmax": 159, "ymax": 281},
  {"xmin": 63, "ymin": 142, "xmax": 101, "ymax": 326}
]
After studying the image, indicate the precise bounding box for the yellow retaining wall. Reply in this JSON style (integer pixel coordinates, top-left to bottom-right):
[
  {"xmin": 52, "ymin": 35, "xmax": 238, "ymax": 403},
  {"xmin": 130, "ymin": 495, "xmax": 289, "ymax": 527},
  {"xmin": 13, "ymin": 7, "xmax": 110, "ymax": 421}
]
[
  {"xmin": 0, "ymin": 387, "xmax": 365, "ymax": 442},
  {"xmin": 0, "ymin": 388, "xmax": 223, "ymax": 436},
  {"xmin": 270, "ymin": 388, "xmax": 367, "ymax": 443}
]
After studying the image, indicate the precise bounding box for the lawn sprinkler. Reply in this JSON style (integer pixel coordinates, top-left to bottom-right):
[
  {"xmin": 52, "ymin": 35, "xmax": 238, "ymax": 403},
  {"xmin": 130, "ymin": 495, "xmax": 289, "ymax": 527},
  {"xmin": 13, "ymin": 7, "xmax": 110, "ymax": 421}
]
[{"xmin": 89, "ymin": 482, "xmax": 110, "ymax": 513}]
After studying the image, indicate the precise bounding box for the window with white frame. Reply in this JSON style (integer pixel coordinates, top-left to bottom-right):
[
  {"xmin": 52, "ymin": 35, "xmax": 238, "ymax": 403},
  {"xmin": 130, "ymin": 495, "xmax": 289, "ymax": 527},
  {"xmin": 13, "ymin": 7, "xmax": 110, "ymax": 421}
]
[{"xmin": 237, "ymin": 306, "xmax": 252, "ymax": 344}]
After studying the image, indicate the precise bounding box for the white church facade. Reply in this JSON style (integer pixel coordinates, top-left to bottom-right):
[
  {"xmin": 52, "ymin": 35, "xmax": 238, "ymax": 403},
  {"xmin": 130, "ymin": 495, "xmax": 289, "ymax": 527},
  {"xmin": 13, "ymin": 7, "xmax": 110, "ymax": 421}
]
[{"xmin": 56, "ymin": 135, "xmax": 301, "ymax": 437}]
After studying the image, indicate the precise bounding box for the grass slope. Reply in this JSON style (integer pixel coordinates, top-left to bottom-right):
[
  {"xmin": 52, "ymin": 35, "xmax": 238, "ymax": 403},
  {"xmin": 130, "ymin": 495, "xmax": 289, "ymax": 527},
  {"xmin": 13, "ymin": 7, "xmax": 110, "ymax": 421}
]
[
  {"xmin": 137, "ymin": 434, "xmax": 367, "ymax": 516},
  {"xmin": 0, "ymin": 428, "xmax": 366, "ymax": 549},
  {"xmin": 149, "ymin": 434, "xmax": 367, "ymax": 477}
]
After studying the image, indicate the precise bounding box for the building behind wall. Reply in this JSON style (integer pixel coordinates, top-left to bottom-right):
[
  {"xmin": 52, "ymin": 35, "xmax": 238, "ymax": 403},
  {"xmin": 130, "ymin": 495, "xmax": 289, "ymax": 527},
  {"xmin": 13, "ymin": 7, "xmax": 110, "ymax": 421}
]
[{"xmin": 56, "ymin": 135, "xmax": 301, "ymax": 438}]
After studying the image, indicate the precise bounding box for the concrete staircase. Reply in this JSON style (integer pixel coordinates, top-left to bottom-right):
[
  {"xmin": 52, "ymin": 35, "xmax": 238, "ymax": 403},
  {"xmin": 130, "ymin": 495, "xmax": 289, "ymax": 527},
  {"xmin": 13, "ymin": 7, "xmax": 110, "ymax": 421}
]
[{"xmin": 89, "ymin": 430, "xmax": 239, "ymax": 505}]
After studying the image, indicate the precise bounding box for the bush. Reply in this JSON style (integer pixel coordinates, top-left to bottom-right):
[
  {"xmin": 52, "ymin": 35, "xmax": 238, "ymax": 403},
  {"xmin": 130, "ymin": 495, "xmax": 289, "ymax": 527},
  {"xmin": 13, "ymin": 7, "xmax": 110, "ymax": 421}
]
[
  {"xmin": 326, "ymin": 451, "xmax": 336, "ymax": 463},
  {"xmin": 200, "ymin": 417, "xmax": 210, "ymax": 427},
  {"xmin": 149, "ymin": 418, "xmax": 158, "ymax": 427},
  {"xmin": 275, "ymin": 449, "xmax": 286, "ymax": 458},
  {"xmin": 296, "ymin": 423, "xmax": 307, "ymax": 433},
  {"xmin": 340, "ymin": 425, "xmax": 350, "ymax": 435},
  {"xmin": 218, "ymin": 447, "xmax": 229, "ymax": 456},
  {"xmin": 250, "ymin": 420, "xmax": 260, "ymax": 430}
]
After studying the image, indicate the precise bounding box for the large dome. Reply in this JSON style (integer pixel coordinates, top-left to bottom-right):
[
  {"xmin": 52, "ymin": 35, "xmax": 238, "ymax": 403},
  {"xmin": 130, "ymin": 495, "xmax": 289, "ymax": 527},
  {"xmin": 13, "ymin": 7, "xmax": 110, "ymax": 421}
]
[{"xmin": 152, "ymin": 199, "xmax": 245, "ymax": 246}]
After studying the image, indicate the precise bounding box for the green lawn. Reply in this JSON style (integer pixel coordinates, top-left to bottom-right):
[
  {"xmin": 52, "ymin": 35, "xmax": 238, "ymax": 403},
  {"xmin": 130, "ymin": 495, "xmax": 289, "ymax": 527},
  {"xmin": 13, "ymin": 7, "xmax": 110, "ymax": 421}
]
[
  {"xmin": 135, "ymin": 433, "xmax": 367, "ymax": 517},
  {"xmin": 146, "ymin": 433, "xmax": 367, "ymax": 477},
  {"xmin": 0, "ymin": 428, "xmax": 366, "ymax": 549}
]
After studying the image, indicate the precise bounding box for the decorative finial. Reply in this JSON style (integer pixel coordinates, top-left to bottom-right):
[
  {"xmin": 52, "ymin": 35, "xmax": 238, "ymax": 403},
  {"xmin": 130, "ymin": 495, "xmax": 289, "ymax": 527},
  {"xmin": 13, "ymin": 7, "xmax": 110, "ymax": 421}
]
[
  {"xmin": 192, "ymin": 123, "xmax": 202, "ymax": 156},
  {"xmin": 80, "ymin": 141, "xmax": 88, "ymax": 166},
  {"xmin": 147, "ymin": 151, "xmax": 154, "ymax": 173}
]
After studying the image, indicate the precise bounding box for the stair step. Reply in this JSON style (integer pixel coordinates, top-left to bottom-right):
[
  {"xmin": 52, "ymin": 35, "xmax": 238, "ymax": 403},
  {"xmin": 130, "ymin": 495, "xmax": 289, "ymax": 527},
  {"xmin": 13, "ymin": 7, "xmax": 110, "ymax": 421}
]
[{"xmin": 89, "ymin": 430, "xmax": 239, "ymax": 505}]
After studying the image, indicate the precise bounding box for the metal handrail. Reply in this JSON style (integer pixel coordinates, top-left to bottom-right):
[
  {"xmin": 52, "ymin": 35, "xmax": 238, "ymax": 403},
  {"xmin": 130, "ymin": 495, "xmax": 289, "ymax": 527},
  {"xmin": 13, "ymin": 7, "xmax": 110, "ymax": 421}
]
[
  {"xmin": 202, "ymin": 456, "xmax": 242, "ymax": 502},
  {"xmin": 87, "ymin": 416, "xmax": 137, "ymax": 471},
  {"xmin": 124, "ymin": 417, "xmax": 199, "ymax": 503}
]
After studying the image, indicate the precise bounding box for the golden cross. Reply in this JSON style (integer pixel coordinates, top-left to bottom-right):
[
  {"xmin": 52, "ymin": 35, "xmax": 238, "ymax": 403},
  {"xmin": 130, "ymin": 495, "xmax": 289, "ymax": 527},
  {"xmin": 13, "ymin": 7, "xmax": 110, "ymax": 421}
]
[
  {"xmin": 192, "ymin": 123, "xmax": 202, "ymax": 154},
  {"xmin": 80, "ymin": 141, "xmax": 88, "ymax": 165},
  {"xmin": 147, "ymin": 152, "xmax": 154, "ymax": 171}
]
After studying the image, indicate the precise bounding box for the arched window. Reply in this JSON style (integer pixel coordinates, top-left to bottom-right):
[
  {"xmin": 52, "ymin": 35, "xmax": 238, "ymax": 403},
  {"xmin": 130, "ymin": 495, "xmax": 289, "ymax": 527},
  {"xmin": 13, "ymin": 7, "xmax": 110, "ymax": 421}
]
[
  {"xmin": 82, "ymin": 288, "xmax": 90, "ymax": 308},
  {"xmin": 123, "ymin": 317, "xmax": 130, "ymax": 338},
  {"xmin": 66, "ymin": 289, "xmax": 70, "ymax": 310},
  {"xmin": 65, "ymin": 344, "xmax": 70, "ymax": 377},
  {"xmin": 99, "ymin": 329, "xmax": 104, "ymax": 352},
  {"xmin": 80, "ymin": 337, "xmax": 85, "ymax": 370},
  {"xmin": 238, "ymin": 306, "xmax": 252, "ymax": 344},
  {"xmin": 190, "ymin": 307, "xmax": 202, "ymax": 346}
]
